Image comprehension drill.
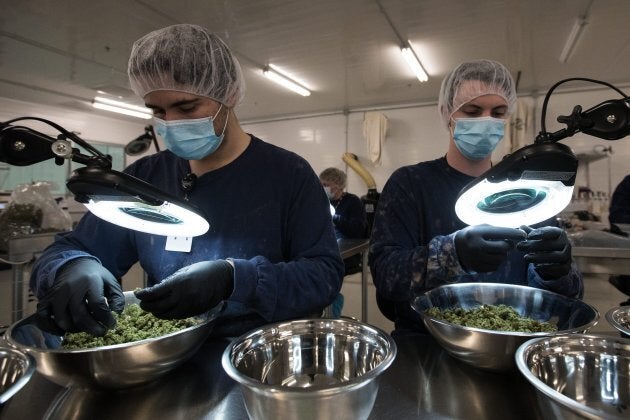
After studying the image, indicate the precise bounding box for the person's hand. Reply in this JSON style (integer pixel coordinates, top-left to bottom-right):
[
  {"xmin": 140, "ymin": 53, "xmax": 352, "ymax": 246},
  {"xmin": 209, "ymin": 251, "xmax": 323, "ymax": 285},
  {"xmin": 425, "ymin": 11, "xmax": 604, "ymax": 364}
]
[
  {"xmin": 34, "ymin": 258, "xmax": 125, "ymax": 336},
  {"xmin": 517, "ymin": 225, "xmax": 572, "ymax": 279},
  {"xmin": 134, "ymin": 260, "xmax": 234, "ymax": 319},
  {"xmin": 454, "ymin": 225, "xmax": 526, "ymax": 273}
]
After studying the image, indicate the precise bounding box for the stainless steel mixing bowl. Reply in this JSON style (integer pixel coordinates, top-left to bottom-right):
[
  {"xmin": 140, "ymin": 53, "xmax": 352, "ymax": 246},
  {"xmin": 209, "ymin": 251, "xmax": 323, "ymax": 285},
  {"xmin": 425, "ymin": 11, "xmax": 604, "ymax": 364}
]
[
  {"xmin": 411, "ymin": 283, "xmax": 599, "ymax": 372},
  {"xmin": 5, "ymin": 292, "xmax": 221, "ymax": 389},
  {"xmin": 0, "ymin": 343, "xmax": 35, "ymax": 405},
  {"xmin": 606, "ymin": 306, "xmax": 630, "ymax": 337},
  {"xmin": 516, "ymin": 334, "xmax": 630, "ymax": 419},
  {"xmin": 222, "ymin": 318, "xmax": 397, "ymax": 420}
]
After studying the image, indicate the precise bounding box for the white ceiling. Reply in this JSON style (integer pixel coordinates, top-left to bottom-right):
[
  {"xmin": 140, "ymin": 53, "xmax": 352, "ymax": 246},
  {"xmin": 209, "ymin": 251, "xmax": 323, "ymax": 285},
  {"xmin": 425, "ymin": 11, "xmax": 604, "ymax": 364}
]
[{"xmin": 1, "ymin": 0, "xmax": 629, "ymax": 123}]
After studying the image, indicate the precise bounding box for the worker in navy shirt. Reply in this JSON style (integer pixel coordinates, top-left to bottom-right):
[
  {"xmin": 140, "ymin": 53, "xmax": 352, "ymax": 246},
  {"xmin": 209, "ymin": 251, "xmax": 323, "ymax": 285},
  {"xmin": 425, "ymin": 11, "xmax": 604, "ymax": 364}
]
[
  {"xmin": 609, "ymin": 175, "xmax": 630, "ymax": 225},
  {"xmin": 30, "ymin": 24, "xmax": 344, "ymax": 338},
  {"xmin": 320, "ymin": 167, "xmax": 368, "ymax": 317},
  {"xmin": 608, "ymin": 175, "xmax": 630, "ymax": 299},
  {"xmin": 319, "ymin": 167, "xmax": 367, "ymax": 241},
  {"xmin": 368, "ymin": 59, "xmax": 583, "ymax": 333}
]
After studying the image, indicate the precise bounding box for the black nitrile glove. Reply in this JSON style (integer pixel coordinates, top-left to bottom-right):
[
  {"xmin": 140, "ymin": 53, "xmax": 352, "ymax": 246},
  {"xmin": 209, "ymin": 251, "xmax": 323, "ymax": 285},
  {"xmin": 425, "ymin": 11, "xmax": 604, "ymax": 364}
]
[
  {"xmin": 454, "ymin": 224, "xmax": 527, "ymax": 273},
  {"xmin": 134, "ymin": 260, "xmax": 234, "ymax": 319},
  {"xmin": 34, "ymin": 258, "xmax": 125, "ymax": 336},
  {"xmin": 517, "ymin": 225, "xmax": 572, "ymax": 280}
]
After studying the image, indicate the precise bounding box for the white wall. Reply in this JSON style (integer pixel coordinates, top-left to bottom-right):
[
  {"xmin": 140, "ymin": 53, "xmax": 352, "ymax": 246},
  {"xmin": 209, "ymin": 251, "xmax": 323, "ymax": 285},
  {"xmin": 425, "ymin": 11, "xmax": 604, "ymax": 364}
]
[
  {"xmin": 244, "ymin": 87, "xmax": 630, "ymax": 206},
  {"xmin": 0, "ymin": 97, "xmax": 147, "ymax": 147}
]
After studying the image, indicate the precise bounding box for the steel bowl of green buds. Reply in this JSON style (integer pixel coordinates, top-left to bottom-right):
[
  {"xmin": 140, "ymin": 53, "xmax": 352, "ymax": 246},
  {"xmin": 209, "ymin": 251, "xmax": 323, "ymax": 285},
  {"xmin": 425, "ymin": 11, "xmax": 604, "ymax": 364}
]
[
  {"xmin": 411, "ymin": 283, "xmax": 599, "ymax": 372},
  {"xmin": 5, "ymin": 292, "xmax": 221, "ymax": 389}
]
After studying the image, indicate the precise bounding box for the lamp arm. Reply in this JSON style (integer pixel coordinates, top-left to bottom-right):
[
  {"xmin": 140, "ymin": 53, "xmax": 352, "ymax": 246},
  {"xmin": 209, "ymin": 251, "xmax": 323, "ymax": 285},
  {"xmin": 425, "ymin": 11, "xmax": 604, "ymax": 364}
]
[
  {"xmin": 535, "ymin": 78, "xmax": 630, "ymax": 144},
  {"xmin": 0, "ymin": 118, "xmax": 111, "ymax": 169}
]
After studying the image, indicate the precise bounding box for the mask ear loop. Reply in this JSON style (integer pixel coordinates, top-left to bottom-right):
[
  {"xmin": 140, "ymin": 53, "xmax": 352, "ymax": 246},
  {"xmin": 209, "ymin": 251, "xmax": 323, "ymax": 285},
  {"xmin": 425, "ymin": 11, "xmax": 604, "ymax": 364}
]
[{"xmin": 219, "ymin": 109, "xmax": 229, "ymax": 137}]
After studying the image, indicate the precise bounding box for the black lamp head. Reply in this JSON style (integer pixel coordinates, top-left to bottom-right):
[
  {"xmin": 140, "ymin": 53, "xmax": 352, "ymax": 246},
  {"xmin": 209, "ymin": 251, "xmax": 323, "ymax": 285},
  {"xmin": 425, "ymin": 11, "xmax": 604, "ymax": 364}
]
[
  {"xmin": 455, "ymin": 77, "xmax": 630, "ymax": 228},
  {"xmin": 455, "ymin": 143, "xmax": 577, "ymax": 227},
  {"xmin": 1, "ymin": 117, "xmax": 208, "ymax": 237}
]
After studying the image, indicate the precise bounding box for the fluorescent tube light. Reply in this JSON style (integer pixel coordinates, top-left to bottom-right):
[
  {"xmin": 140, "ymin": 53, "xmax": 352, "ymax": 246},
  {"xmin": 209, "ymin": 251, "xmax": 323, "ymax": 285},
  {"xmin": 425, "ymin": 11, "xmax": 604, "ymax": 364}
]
[
  {"xmin": 92, "ymin": 96, "xmax": 153, "ymax": 119},
  {"xmin": 263, "ymin": 64, "xmax": 311, "ymax": 96},
  {"xmin": 401, "ymin": 43, "xmax": 428, "ymax": 82},
  {"xmin": 559, "ymin": 16, "xmax": 588, "ymax": 63}
]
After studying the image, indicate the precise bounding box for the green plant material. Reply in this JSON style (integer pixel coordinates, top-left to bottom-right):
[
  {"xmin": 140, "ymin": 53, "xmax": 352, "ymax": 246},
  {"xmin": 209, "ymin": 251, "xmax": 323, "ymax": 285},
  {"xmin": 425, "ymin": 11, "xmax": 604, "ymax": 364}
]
[
  {"xmin": 61, "ymin": 304, "xmax": 201, "ymax": 349},
  {"xmin": 426, "ymin": 304, "xmax": 558, "ymax": 333}
]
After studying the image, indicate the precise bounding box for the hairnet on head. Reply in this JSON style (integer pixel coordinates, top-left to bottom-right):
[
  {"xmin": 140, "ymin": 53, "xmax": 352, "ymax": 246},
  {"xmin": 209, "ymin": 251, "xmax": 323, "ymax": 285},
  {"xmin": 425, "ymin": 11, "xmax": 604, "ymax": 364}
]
[
  {"xmin": 320, "ymin": 167, "xmax": 347, "ymax": 188},
  {"xmin": 438, "ymin": 59, "xmax": 516, "ymax": 127},
  {"xmin": 128, "ymin": 24, "xmax": 245, "ymax": 107}
]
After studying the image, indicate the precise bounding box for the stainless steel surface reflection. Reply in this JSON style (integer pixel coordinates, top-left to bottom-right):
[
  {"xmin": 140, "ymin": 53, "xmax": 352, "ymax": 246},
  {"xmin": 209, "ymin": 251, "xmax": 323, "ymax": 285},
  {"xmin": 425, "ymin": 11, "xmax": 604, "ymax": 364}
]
[
  {"xmin": 5, "ymin": 293, "xmax": 222, "ymax": 389},
  {"xmin": 516, "ymin": 334, "xmax": 630, "ymax": 419},
  {"xmin": 606, "ymin": 306, "xmax": 630, "ymax": 337},
  {"xmin": 222, "ymin": 318, "xmax": 396, "ymax": 420},
  {"xmin": 412, "ymin": 283, "xmax": 599, "ymax": 372},
  {"xmin": 0, "ymin": 334, "xmax": 547, "ymax": 419},
  {"xmin": 0, "ymin": 343, "xmax": 35, "ymax": 405}
]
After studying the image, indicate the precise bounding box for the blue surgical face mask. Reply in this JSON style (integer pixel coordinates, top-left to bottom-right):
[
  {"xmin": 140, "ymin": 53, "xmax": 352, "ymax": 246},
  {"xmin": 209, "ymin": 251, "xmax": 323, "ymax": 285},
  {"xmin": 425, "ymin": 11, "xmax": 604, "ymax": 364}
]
[
  {"xmin": 323, "ymin": 186, "xmax": 334, "ymax": 200},
  {"xmin": 452, "ymin": 116, "xmax": 505, "ymax": 160},
  {"xmin": 154, "ymin": 104, "xmax": 227, "ymax": 160}
]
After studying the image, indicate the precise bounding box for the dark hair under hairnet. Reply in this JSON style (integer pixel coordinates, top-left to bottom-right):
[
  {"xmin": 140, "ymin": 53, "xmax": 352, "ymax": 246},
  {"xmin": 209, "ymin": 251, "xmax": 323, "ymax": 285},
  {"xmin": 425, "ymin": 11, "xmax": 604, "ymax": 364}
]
[
  {"xmin": 128, "ymin": 24, "xmax": 245, "ymax": 107},
  {"xmin": 438, "ymin": 59, "xmax": 516, "ymax": 127}
]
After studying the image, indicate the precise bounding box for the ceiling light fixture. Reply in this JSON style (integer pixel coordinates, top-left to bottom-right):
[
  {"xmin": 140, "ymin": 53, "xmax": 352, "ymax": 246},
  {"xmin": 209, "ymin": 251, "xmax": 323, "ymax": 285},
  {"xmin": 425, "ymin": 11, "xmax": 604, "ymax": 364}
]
[
  {"xmin": 375, "ymin": 0, "xmax": 430, "ymax": 83},
  {"xmin": 92, "ymin": 96, "xmax": 153, "ymax": 119},
  {"xmin": 263, "ymin": 64, "xmax": 311, "ymax": 96},
  {"xmin": 401, "ymin": 42, "xmax": 428, "ymax": 82},
  {"xmin": 559, "ymin": 16, "xmax": 588, "ymax": 63}
]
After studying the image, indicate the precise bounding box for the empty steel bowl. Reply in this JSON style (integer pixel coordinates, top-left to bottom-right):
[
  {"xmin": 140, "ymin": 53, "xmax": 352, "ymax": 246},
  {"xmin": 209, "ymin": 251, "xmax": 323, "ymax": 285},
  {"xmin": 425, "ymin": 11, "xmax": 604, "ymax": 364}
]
[
  {"xmin": 5, "ymin": 292, "xmax": 221, "ymax": 389},
  {"xmin": 0, "ymin": 343, "xmax": 35, "ymax": 405},
  {"xmin": 516, "ymin": 334, "xmax": 630, "ymax": 419},
  {"xmin": 606, "ymin": 306, "xmax": 630, "ymax": 337},
  {"xmin": 412, "ymin": 283, "xmax": 599, "ymax": 372},
  {"xmin": 222, "ymin": 318, "xmax": 397, "ymax": 420}
]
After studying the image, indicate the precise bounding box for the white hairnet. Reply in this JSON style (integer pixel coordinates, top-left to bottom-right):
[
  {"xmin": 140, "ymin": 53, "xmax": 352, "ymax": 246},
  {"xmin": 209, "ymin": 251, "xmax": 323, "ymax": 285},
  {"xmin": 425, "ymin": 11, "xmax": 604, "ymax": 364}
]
[
  {"xmin": 438, "ymin": 59, "xmax": 516, "ymax": 127},
  {"xmin": 128, "ymin": 24, "xmax": 245, "ymax": 107}
]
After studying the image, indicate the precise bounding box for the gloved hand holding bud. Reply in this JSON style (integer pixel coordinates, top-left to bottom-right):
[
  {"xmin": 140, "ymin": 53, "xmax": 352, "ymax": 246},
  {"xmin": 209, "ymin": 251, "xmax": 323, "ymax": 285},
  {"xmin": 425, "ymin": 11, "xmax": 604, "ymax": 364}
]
[
  {"xmin": 454, "ymin": 224, "xmax": 527, "ymax": 273},
  {"xmin": 135, "ymin": 260, "xmax": 234, "ymax": 319},
  {"xmin": 34, "ymin": 258, "xmax": 125, "ymax": 336},
  {"xmin": 517, "ymin": 225, "xmax": 572, "ymax": 279}
]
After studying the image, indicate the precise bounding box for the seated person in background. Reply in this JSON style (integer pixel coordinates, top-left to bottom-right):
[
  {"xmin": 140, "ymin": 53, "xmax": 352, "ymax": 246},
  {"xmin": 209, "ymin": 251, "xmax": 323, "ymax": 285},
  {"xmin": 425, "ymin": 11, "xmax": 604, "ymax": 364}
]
[
  {"xmin": 29, "ymin": 24, "xmax": 344, "ymax": 338},
  {"xmin": 368, "ymin": 59, "xmax": 583, "ymax": 334},
  {"xmin": 319, "ymin": 167, "xmax": 368, "ymax": 274},
  {"xmin": 608, "ymin": 175, "xmax": 630, "ymax": 299},
  {"xmin": 320, "ymin": 167, "xmax": 368, "ymax": 318}
]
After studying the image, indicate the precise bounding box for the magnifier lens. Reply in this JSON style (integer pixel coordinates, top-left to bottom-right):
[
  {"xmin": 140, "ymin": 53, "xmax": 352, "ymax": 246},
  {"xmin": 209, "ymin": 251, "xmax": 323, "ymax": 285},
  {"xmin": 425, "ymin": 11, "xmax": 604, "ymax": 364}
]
[
  {"xmin": 120, "ymin": 206, "xmax": 183, "ymax": 224},
  {"xmin": 477, "ymin": 188, "xmax": 547, "ymax": 214}
]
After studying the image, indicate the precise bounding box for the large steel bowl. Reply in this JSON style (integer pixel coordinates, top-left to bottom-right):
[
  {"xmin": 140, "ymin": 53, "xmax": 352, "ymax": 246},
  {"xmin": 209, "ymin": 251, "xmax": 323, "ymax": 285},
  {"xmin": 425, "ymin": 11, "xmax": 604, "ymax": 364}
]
[
  {"xmin": 5, "ymin": 292, "xmax": 221, "ymax": 389},
  {"xmin": 222, "ymin": 318, "xmax": 397, "ymax": 420},
  {"xmin": 0, "ymin": 343, "xmax": 35, "ymax": 405},
  {"xmin": 606, "ymin": 306, "xmax": 630, "ymax": 337},
  {"xmin": 516, "ymin": 334, "xmax": 630, "ymax": 419},
  {"xmin": 411, "ymin": 283, "xmax": 599, "ymax": 372}
]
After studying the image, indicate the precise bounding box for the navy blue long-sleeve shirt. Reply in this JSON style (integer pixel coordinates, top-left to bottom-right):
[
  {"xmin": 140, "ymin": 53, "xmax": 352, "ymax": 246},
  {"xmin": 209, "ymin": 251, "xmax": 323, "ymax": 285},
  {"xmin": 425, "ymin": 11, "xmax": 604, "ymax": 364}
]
[
  {"xmin": 368, "ymin": 156, "xmax": 584, "ymax": 333},
  {"xmin": 31, "ymin": 136, "xmax": 344, "ymax": 337},
  {"xmin": 609, "ymin": 175, "xmax": 630, "ymax": 224},
  {"xmin": 331, "ymin": 192, "xmax": 367, "ymax": 240}
]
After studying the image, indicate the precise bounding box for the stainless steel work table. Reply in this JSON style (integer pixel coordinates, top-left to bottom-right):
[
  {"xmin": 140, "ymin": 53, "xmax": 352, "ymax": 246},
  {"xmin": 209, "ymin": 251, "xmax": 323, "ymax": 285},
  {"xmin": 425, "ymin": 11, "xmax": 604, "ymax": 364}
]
[
  {"xmin": 573, "ymin": 246, "xmax": 630, "ymax": 275},
  {"xmin": 0, "ymin": 333, "xmax": 544, "ymax": 419},
  {"xmin": 0, "ymin": 232, "xmax": 59, "ymax": 325},
  {"xmin": 337, "ymin": 238, "xmax": 370, "ymax": 322}
]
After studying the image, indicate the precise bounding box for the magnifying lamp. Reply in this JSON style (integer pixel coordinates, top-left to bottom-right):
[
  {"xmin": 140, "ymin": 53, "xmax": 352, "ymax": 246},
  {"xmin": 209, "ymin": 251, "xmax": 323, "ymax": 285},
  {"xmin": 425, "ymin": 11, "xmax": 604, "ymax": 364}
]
[
  {"xmin": 0, "ymin": 117, "xmax": 209, "ymax": 237},
  {"xmin": 455, "ymin": 77, "xmax": 630, "ymax": 228},
  {"xmin": 125, "ymin": 125, "xmax": 160, "ymax": 156}
]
